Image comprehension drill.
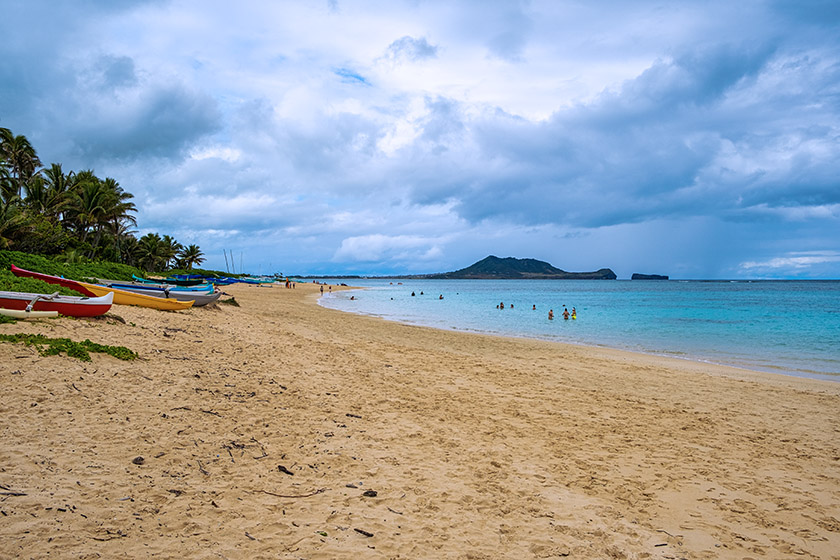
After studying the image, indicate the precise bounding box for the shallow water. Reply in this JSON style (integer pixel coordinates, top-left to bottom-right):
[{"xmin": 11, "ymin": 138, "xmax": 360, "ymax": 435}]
[{"xmin": 317, "ymin": 279, "xmax": 840, "ymax": 381}]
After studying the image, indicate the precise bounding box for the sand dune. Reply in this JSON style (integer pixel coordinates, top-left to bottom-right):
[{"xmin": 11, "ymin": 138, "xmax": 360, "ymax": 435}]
[{"xmin": 1, "ymin": 282, "xmax": 838, "ymax": 559}]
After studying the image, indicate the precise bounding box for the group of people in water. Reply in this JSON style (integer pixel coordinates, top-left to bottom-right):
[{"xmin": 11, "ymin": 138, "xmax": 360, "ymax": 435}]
[
  {"xmin": 402, "ymin": 291, "xmax": 580, "ymax": 321},
  {"xmin": 547, "ymin": 307, "xmax": 575, "ymax": 320},
  {"xmin": 497, "ymin": 301, "xmax": 576, "ymax": 320},
  {"xmin": 411, "ymin": 291, "xmax": 444, "ymax": 299}
]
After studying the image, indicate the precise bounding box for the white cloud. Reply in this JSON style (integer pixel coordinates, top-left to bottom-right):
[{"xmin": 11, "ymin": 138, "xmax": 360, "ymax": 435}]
[
  {"xmin": 189, "ymin": 146, "xmax": 241, "ymax": 163},
  {"xmin": 333, "ymin": 234, "xmax": 445, "ymax": 263},
  {"xmin": 739, "ymin": 251, "xmax": 840, "ymax": 271}
]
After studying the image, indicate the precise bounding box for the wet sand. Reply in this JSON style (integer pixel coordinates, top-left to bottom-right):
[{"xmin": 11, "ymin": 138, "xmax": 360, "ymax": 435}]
[{"xmin": 1, "ymin": 282, "xmax": 839, "ymax": 559}]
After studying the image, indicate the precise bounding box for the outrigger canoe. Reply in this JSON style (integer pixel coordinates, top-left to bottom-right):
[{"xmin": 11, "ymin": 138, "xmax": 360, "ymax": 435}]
[
  {"xmin": 11, "ymin": 264, "xmax": 98, "ymax": 297},
  {"xmin": 100, "ymin": 278, "xmax": 214, "ymax": 292},
  {"xmin": 0, "ymin": 290, "xmax": 114, "ymax": 317},
  {"xmin": 132, "ymin": 274, "xmax": 206, "ymax": 286},
  {"xmin": 76, "ymin": 282, "xmax": 194, "ymax": 310},
  {"xmin": 98, "ymin": 282, "xmax": 221, "ymax": 307}
]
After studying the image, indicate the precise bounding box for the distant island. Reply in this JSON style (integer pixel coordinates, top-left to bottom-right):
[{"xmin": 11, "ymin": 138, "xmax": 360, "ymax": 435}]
[
  {"xmin": 420, "ymin": 256, "xmax": 617, "ymax": 280},
  {"xmin": 631, "ymin": 273, "xmax": 669, "ymax": 280}
]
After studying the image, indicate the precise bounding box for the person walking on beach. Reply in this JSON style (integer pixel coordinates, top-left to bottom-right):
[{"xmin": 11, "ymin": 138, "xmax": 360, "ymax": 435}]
[{"xmin": 320, "ymin": 285, "xmax": 323, "ymax": 295}]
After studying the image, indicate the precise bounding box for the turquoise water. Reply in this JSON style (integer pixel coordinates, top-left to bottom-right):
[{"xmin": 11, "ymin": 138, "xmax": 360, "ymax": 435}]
[{"xmin": 317, "ymin": 279, "xmax": 840, "ymax": 381}]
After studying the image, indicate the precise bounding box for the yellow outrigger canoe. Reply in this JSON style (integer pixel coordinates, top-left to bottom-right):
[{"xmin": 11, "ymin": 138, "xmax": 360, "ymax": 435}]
[{"xmin": 77, "ymin": 282, "xmax": 194, "ymax": 310}]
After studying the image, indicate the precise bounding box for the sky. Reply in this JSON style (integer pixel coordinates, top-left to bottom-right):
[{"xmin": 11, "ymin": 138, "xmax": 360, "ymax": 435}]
[{"xmin": 1, "ymin": 0, "xmax": 839, "ymax": 278}]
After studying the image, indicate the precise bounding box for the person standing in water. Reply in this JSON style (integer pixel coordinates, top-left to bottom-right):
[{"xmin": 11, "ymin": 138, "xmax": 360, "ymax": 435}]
[
  {"xmin": 548, "ymin": 309, "xmax": 554, "ymax": 320},
  {"xmin": 563, "ymin": 307, "xmax": 570, "ymax": 320}
]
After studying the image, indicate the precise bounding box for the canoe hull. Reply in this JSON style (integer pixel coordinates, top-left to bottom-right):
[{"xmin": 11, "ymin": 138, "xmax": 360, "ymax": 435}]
[
  {"xmin": 0, "ymin": 290, "xmax": 114, "ymax": 317},
  {"xmin": 78, "ymin": 282, "xmax": 194, "ymax": 310},
  {"xmin": 11, "ymin": 264, "xmax": 97, "ymax": 296},
  {"xmin": 100, "ymin": 280, "xmax": 214, "ymax": 293},
  {"xmin": 103, "ymin": 284, "xmax": 222, "ymax": 306}
]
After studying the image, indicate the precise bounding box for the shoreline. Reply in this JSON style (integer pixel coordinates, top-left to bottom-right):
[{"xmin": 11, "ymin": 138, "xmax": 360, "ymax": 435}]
[
  {"xmin": 320, "ymin": 290, "xmax": 840, "ymax": 392},
  {"xmin": 319, "ymin": 287, "xmax": 840, "ymax": 384},
  {"xmin": 1, "ymin": 282, "xmax": 838, "ymax": 558}
]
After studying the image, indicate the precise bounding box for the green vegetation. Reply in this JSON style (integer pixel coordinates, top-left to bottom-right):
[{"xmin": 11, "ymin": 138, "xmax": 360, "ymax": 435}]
[
  {"xmin": 1, "ymin": 128, "xmax": 205, "ymax": 271},
  {"xmin": 0, "ymin": 333, "xmax": 137, "ymax": 361}
]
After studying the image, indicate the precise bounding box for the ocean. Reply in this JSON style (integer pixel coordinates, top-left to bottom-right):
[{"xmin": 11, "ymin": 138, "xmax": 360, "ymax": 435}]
[{"xmin": 316, "ymin": 279, "xmax": 840, "ymax": 381}]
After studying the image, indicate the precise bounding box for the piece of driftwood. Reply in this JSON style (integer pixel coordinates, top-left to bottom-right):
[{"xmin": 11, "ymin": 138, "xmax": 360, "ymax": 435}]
[
  {"xmin": 258, "ymin": 488, "xmax": 325, "ymax": 499},
  {"xmin": 354, "ymin": 528, "xmax": 374, "ymax": 537}
]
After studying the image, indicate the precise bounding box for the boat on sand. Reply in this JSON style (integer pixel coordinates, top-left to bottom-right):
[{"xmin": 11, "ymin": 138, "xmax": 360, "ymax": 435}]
[
  {"xmin": 97, "ymin": 282, "xmax": 222, "ymax": 307},
  {"xmin": 10, "ymin": 264, "xmax": 98, "ymax": 297},
  {"xmin": 0, "ymin": 290, "xmax": 114, "ymax": 317},
  {"xmin": 77, "ymin": 282, "xmax": 194, "ymax": 310}
]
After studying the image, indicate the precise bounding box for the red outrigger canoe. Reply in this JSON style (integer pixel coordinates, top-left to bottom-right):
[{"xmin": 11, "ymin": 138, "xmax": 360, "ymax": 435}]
[
  {"xmin": 0, "ymin": 290, "xmax": 114, "ymax": 317},
  {"xmin": 10, "ymin": 264, "xmax": 99, "ymax": 297}
]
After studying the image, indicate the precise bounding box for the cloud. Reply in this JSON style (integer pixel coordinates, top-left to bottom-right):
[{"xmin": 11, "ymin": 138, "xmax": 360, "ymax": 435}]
[
  {"xmin": 383, "ymin": 36, "xmax": 439, "ymax": 63},
  {"xmin": 739, "ymin": 251, "xmax": 840, "ymax": 274},
  {"xmin": 333, "ymin": 234, "xmax": 445, "ymax": 263},
  {"xmin": 473, "ymin": 2, "xmax": 533, "ymax": 61},
  {"xmin": 1, "ymin": 0, "xmax": 838, "ymax": 277},
  {"xmin": 68, "ymin": 83, "xmax": 222, "ymax": 161}
]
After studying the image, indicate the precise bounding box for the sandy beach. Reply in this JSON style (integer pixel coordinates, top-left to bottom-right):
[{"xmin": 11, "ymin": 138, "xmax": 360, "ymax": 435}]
[{"xmin": 1, "ymin": 282, "xmax": 838, "ymax": 559}]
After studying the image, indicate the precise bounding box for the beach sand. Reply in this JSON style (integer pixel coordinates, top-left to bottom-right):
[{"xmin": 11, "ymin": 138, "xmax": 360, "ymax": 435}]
[{"xmin": 1, "ymin": 282, "xmax": 838, "ymax": 559}]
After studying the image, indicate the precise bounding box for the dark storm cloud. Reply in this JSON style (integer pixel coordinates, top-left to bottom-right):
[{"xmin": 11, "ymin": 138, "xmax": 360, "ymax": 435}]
[
  {"xmin": 0, "ymin": 0, "xmax": 219, "ymax": 164},
  {"xmin": 69, "ymin": 84, "xmax": 222, "ymax": 161}
]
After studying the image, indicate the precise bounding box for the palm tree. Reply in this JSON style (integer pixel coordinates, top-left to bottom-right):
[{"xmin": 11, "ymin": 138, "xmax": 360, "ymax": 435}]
[
  {"xmin": 160, "ymin": 235, "xmax": 182, "ymax": 269},
  {"xmin": 69, "ymin": 179, "xmax": 108, "ymax": 248},
  {"xmin": 0, "ymin": 128, "xmax": 42, "ymax": 198},
  {"xmin": 178, "ymin": 244, "xmax": 205, "ymax": 269},
  {"xmin": 120, "ymin": 235, "xmax": 141, "ymax": 267},
  {"xmin": 0, "ymin": 198, "xmax": 28, "ymax": 249},
  {"xmin": 0, "ymin": 166, "xmax": 18, "ymax": 204},
  {"xmin": 99, "ymin": 177, "xmax": 137, "ymax": 261},
  {"xmin": 23, "ymin": 175, "xmax": 49, "ymax": 213},
  {"xmin": 110, "ymin": 219, "xmax": 138, "ymax": 263},
  {"xmin": 41, "ymin": 163, "xmax": 74, "ymax": 222},
  {"xmin": 138, "ymin": 232, "xmax": 165, "ymax": 272}
]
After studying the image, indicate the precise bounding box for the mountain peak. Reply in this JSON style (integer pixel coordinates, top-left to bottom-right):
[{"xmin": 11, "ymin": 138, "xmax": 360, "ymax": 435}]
[{"xmin": 431, "ymin": 256, "xmax": 616, "ymax": 280}]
